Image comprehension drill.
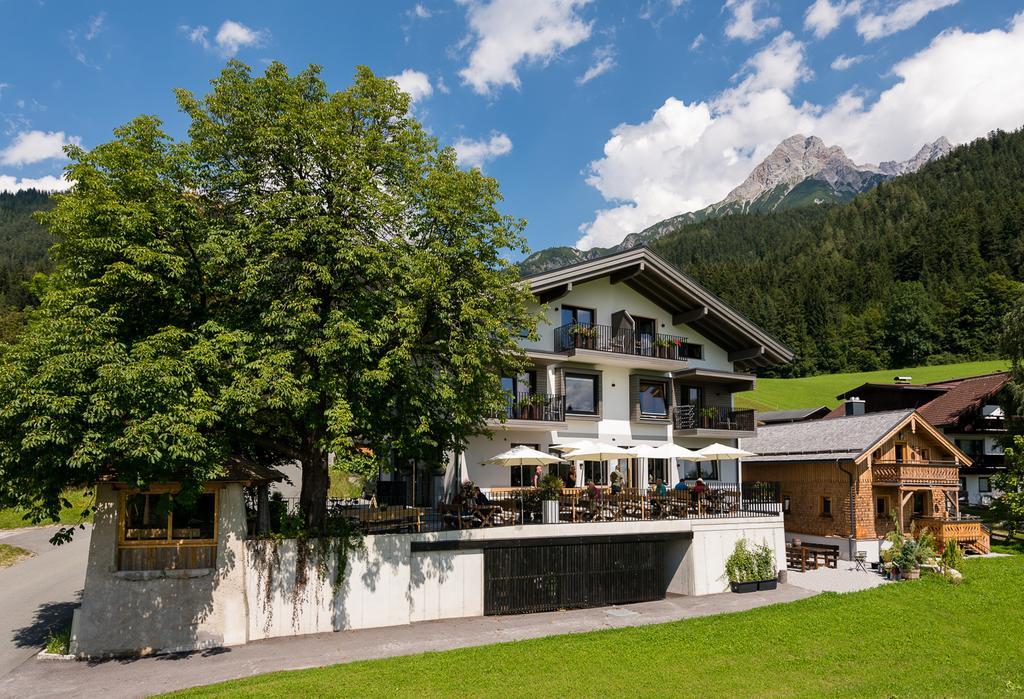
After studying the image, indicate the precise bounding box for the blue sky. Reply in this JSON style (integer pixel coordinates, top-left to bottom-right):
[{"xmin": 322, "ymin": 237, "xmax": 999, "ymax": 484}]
[{"xmin": 2, "ymin": 1, "xmax": 1023, "ymax": 256}]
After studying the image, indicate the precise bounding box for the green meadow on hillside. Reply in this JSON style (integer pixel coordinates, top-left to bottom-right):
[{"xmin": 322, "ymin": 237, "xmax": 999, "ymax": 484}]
[{"xmin": 736, "ymin": 359, "xmax": 1009, "ymax": 412}]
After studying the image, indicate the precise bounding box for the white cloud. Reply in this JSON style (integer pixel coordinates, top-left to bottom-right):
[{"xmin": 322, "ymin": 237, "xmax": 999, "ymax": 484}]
[
  {"xmin": 412, "ymin": 3, "xmax": 432, "ymax": 19},
  {"xmin": 0, "ymin": 130, "xmax": 81, "ymax": 166},
  {"xmin": 453, "ymin": 132, "xmax": 513, "ymax": 169},
  {"xmin": 0, "ymin": 174, "xmax": 72, "ymax": 193},
  {"xmin": 723, "ymin": 0, "xmax": 780, "ymax": 42},
  {"xmin": 577, "ymin": 15, "xmax": 1024, "ymax": 249},
  {"xmin": 690, "ymin": 33, "xmax": 705, "ymax": 51},
  {"xmin": 857, "ymin": 0, "xmax": 958, "ymax": 41},
  {"xmin": 457, "ymin": 0, "xmax": 593, "ymax": 95},
  {"xmin": 85, "ymin": 12, "xmax": 106, "ymax": 41},
  {"xmin": 803, "ymin": 0, "xmax": 861, "ymax": 39},
  {"xmin": 182, "ymin": 20, "xmax": 268, "ymax": 57},
  {"xmin": 0, "ymin": 83, "xmax": 9, "ymax": 102},
  {"xmin": 831, "ymin": 53, "xmax": 866, "ymax": 70},
  {"xmin": 577, "ymin": 45, "xmax": 615, "ymax": 85},
  {"xmin": 388, "ymin": 69, "xmax": 433, "ymax": 104}
]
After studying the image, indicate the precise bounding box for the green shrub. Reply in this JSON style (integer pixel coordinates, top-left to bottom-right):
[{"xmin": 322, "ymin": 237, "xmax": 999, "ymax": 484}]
[
  {"xmin": 44, "ymin": 626, "xmax": 70, "ymax": 655},
  {"xmin": 538, "ymin": 474, "xmax": 564, "ymax": 501},
  {"xmin": 940, "ymin": 540, "xmax": 965, "ymax": 573},
  {"xmin": 725, "ymin": 538, "xmax": 776, "ymax": 582}
]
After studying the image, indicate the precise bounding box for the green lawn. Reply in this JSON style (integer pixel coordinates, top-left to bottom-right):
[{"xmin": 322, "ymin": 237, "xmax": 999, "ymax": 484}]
[
  {"xmin": 0, "ymin": 543, "xmax": 32, "ymax": 569},
  {"xmin": 736, "ymin": 359, "xmax": 1009, "ymax": 412},
  {"xmin": 168, "ymin": 556, "xmax": 1024, "ymax": 699},
  {"xmin": 0, "ymin": 490, "xmax": 94, "ymax": 530}
]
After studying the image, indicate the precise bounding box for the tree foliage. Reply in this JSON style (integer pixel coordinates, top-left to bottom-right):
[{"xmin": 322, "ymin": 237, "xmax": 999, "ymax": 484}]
[
  {"xmin": 993, "ymin": 436, "xmax": 1024, "ymax": 539},
  {"xmin": 0, "ymin": 62, "xmax": 538, "ymax": 532}
]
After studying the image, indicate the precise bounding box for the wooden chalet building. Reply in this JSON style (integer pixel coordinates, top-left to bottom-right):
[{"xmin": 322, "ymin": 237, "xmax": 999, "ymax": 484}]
[{"xmin": 742, "ymin": 409, "xmax": 989, "ymax": 562}]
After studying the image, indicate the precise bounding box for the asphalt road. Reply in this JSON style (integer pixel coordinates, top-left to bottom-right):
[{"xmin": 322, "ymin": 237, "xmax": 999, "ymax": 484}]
[{"xmin": 0, "ymin": 525, "xmax": 89, "ymax": 678}]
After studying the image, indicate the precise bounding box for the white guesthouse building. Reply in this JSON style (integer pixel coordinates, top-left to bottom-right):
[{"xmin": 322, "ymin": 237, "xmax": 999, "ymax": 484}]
[
  {"xmin": 463, "ymin": 246, "xmax": 792, "ymax": 491},
  {"xmin": 70, "ymin": 247, "xmax": 796, "ymax": 658}
]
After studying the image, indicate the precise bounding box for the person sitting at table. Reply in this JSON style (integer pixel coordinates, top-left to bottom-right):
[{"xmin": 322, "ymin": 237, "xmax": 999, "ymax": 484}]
[
  {"xmin": 586, "ymin": 479, "xmax": 600, "ymax": 499},
  {"xmin": 673, "ymin": 479, "xmax": 689, "ymax": 493},
  {"xmin": 566, "ymin": 465, "xmax": 577, "ymax": 488},
  {"xmin": 692, "ymin": 477, "xmax": 708, "ymax": 494},
  {"xmin": 474, "ymin": 487, "xmax": 490, "ymax": 506},
  {"xmin": 654, "ymin": 478, "xmax": 668, "ymax": 496}
]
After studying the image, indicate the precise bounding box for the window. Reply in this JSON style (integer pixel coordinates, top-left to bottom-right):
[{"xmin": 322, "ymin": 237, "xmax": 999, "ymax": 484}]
[
  {"xmin": 510, "ymin": 443, "xmax": 539, "ymax": 487},
  {"xmin": 979, "ymin": 477, "xmax": 991, "ymax": 493},
  {"xmin": 680, "ymin": 343, "xmax": 703, "ymax": 360},
  {"xmin": 565, "ymin": 372, "xmax": 599, "ymax": 415},
  {"xmin": 561, "ymin": 305, "xmax": 594, "ymax": 327},
  {"xmin": 122, "ymin": 491, "xmax": 217, "ymax": 543},
  {"xmin": 639, "ymin": 380, "xmax": 669, "ymax": 417},
  {"xmin": 647, "ymin": 458, "xmax": 669, "ymax": 485},
  {"xmin": 583, "ymin": 460, "xmax": 605, "ymax": 485},
  {"xmin": 678, "ymin": 385, "xmax": 702, "ymax": 407},
  {"xmin": 894, "ymin": 444, "xmax": 905, "ymax": 463},
  {"xmin": 683, "ymin": 460, "xmax": 719, "ymax": 480},
  {"xmin": 821, "ymin": 496, "xmax": 832, "ymax": 517},
  {"xmin": 782, "ymin": 495, "xmax": 791, "ymax": 514},
  {"xmin": 501, "ymin": 371, "xmax": 537, "ymax": 397},
  {"xmin": 919, "ymin": 448, "xmax": 930, "ymax": 462},
  {"xmin": 912, "ymin": 492, "xmax": 925, "ymax": 516},
  {"xmin": 876, "ymin": 497, "xmax": 888, "ymax": 517}
]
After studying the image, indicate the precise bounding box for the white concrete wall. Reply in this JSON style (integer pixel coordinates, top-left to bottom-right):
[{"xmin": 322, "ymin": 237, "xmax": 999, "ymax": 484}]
[
  {"xmin": 687, "ymin": 519, "xmax": 787, "ymax": 595},
  {"xmin": 70, "ymin": 483, "xmax": 250, "ymax": 657}
]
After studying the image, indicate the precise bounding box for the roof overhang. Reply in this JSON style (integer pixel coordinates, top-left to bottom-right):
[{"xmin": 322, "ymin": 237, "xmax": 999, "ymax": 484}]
[
  {"xmin": 672, "ymin": 367, "xmax": 756, "ymax": 392},
  {"xmin": 524, "ymin": 247, "xmax": 793, "ymax": 370}
]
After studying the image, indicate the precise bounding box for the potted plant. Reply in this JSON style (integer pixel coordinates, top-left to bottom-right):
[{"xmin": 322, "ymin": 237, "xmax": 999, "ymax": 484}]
[
  {"xmin": 699, "ymin": 406, "xmax": 719, "ymax": 429},
  {"xmin": 654, "ymin": 337, "xmax": 672, "ymax": 358},
  {"xmin": 570, "ymin": 322, "xmax": 596, "ymax": 350},
  {"xmin": 538, "ymin": 473, "xmax": 564, "ymax": 524},
  {"xmin": 525, "ymin": 393, "xmax": 546, "ymax": 420},
  {"xmin": 882, "ymin": 516, "xmax": 936, "ymax": 580},
  {"xmin": 725, "ymin": 538, "xmax": 777, "ymax": 593}
]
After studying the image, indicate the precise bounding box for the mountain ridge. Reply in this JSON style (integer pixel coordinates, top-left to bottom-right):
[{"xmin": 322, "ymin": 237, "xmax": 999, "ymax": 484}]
[{"xmin": 520, "ymin": 135, "xmax": 952, "ymax": 275}]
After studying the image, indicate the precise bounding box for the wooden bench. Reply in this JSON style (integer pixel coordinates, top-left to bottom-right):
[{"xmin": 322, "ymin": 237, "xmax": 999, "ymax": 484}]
[{"xmin": 786, "ymin": 543, "xmax": 840, "ymax": 571}]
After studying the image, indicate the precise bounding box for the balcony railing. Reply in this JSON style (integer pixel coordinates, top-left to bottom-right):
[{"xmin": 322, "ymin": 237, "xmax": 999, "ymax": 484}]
[
  {"xmin": 554, "ymin": 323, "xmax": 690, "ymax": 360},
  {"xmin": 497, "ymin": 393, "xmax": 565, "ymax": 422},
  {"xmin": 672, "ymin": 404, "xmax": 756, "ymax": 432},
  {"xmin": 872, "ymin": 461, "xmax": 960, "ymax": 486}
]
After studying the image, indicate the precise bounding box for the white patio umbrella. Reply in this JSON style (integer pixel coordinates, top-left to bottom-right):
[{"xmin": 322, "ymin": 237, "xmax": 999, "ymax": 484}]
[
  {"xmin": 484, "ymin": 445, "xmax": 566, "ymax": 467},
  {"xmin": 652, "ymin": 443, "xmax": 706, "ymax": 460},
  {"xmin": 549, "ymin": 439, "xmax": 601, "ymax": 452},
  {"xmin": 694, "ymin": 443, "xmax": 757, "ymax": 482},
  {"xmin": 562, "ymin": 442, "xmax": 637, "ymax": 487},
  {"xmin": 443, "ymin": 451, "xmax": 470, "ymax": 503}
]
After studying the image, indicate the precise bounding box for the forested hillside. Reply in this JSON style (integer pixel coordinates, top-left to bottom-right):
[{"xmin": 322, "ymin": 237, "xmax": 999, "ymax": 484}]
[
  {"xmin": 0, "ymin": 190, "xmax": 54, "ymax": 341},
  {"xmin": 650, "ymin": 128, "xmax": 1024, "ymax": 377}
]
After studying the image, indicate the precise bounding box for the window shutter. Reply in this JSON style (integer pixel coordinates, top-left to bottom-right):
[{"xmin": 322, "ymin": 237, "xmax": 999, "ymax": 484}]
[
  {"xmin": 553, "ymin": 367, "xmax": 564, "ymax": 398},
  {"xmin": 595, "ymin": 372, "xmax": 603, "ymax": 417},
  {"xmin": 630, "ymin": 375, "xmax": 640, "ymax": 421},
  {"xmin": 535, "ymin": 368, "xmax": 548, "ymax": 396}
]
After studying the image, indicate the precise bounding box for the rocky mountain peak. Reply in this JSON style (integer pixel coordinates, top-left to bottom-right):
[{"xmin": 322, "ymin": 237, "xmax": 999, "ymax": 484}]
[
  {"xmin": 876, "ymin": 137, "xmax": 953, "ymax": 176},
  {"xmin": 721, "ymin": 134, "xmax": 855, "ymax": 205}
]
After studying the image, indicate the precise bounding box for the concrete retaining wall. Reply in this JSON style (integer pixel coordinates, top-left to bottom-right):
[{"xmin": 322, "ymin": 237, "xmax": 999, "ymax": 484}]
[{"xmin": 71, "ymin": 484, "xmax": 786, "ymax": 657}]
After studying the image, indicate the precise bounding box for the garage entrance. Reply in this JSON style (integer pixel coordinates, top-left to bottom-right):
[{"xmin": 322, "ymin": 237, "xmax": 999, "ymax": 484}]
[{"xmin": 484, "ymin": 538, "xmax": 667, "ymax": 615}]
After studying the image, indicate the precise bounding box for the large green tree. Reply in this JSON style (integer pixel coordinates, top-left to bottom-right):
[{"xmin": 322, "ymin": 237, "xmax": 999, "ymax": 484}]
[{"xmin": 0, "ymin": 62, "xmax": 538, "ymax": 532}]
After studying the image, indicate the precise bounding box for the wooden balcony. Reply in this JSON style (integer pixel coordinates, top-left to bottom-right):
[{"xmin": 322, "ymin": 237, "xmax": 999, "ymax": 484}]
[
  {"xmin": 913, "ymin": 517, "xmax": 990, "ymax": 555},
  {"xmin": 872, "ymin": 461, "xmax": 959, "ymax": 487}
]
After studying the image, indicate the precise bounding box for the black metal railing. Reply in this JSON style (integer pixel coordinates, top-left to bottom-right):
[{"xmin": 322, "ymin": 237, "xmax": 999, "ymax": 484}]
[
  {"xmin": 554, "ymin": 323, "xmax": 690, "ymax": 360},
  {"xmin": 672, "ymin": 405, "xmax": 756, "ymax": 432},
  {"xmin": 497, "ymin": 393, "xmax": 565, "ymax": 422},
  {"xmin": 742, "ymin": 481, "xmax": 781, "ymax": 510}
]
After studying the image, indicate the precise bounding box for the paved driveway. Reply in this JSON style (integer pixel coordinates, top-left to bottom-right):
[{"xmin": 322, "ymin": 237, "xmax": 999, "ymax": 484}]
[{"xmin": 0, "ymin": 526, "xmax": 90, "ymax": 678}]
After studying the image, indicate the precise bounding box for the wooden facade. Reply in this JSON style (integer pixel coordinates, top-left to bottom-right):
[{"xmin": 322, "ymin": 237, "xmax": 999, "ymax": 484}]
[{"xmin": 745, "ymin": 412, "xmax": 989, "ymax": 553}]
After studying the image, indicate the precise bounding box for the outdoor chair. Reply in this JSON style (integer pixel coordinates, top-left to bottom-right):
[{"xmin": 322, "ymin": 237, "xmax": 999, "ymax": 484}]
[{"xmin": 854, "ymin": 550, "xmax": 870, "ymax": 573}]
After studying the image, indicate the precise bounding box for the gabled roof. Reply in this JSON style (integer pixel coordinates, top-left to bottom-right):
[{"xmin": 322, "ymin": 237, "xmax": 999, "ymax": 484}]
[
  {"xmin": 831, "ymin": 372, "xmax": 1009, "ymax": 427},
  {"xmin": 523, "ymin": 247, "xmax": 793, "ymax": 370},
  {"xmin": 917, "ymin": 372, "xmax": 1009, "ymax": 426},
  {"xmin": 744, "ymin": 410, "xmax": 913, "ymax": 462},
  {"xmin": 757, "ymin": 406, "xmax": 831, "ymax": 424}
]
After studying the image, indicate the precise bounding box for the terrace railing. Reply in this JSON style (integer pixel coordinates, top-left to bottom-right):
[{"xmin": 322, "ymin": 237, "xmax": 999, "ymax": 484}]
[
  {"xmin": 872, "ymin": 461, "xmax": 960, "ymax": 487},
  {"xmin": 496, "ymin": 393, "xmax": 566, "ymax": 422},
  {"xmin": 554, "ymin": 323, "xmax": 690, "ymax": 360},
  {"xmin": 672, "ymin": 405, "xmax": 756, "ymax": 432}
]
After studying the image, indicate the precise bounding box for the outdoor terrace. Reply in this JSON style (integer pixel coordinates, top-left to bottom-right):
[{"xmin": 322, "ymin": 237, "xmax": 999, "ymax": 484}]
[
  {"xmin": 268, "ymin": 482, "xmax": 780, "ymax": 537},
  {"xmin": 672, "ymin": 405, "xmax": 756, "ymax": 435},
  {"xmin": 553, "ymin": 323, "xmax": 694, "ymax": 363}
]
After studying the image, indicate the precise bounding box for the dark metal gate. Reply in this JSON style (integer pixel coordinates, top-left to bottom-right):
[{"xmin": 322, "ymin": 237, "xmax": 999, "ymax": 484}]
[{"xmin": 484, "ymin": 540, "xmax": 666, "ymax": 615}]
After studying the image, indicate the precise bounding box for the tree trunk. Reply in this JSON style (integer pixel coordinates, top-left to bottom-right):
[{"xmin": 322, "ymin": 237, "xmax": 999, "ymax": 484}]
[
  {"xmin": 300, "ymin": 449, "xmax": 330, "ymax": 532},
  {"xmin": 256, "ymin": 484, "xmax": 271, "ymax": 535}
]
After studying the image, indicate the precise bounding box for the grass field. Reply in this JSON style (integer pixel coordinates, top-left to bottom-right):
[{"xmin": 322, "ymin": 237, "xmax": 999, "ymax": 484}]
[
  {"xmin": 168, "ymin": 556, "xmax": 1023, "ymax": 699},
  {"xmin": 0, "ymin": 490, "xmax": 94, "ymax": 530},
  {"xmin": 0, "ymin": 543, "xmax": 32, "ymax": 569},
  {"xmin": 736, "ymin": 359, "xmax": 1009, "ymax": 412}
]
